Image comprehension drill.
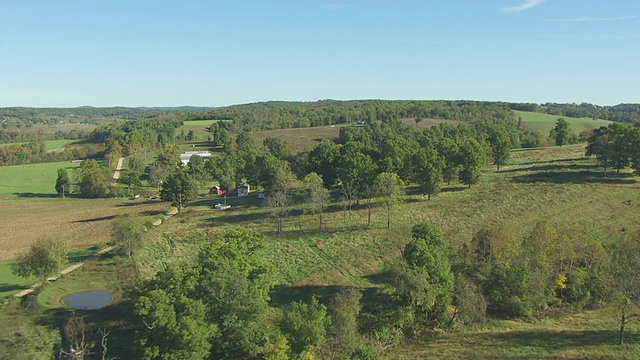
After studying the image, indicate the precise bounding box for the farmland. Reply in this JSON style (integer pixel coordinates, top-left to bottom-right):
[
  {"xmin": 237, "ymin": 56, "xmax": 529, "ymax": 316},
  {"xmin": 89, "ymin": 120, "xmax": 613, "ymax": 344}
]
[
  {"xmin": 141, "ymin": 144, "xmax": 640, "ymax": 286},
  {"xmin": 0, "ymin": 161, "xmax": 83, "ymax": 195},
  {"xmin": 515, "ymin": 110, "xmax": 612, "ymax": 134},
  {"xmin": 0, "ymin": 139, "xmax": 71, "ymax": 151},
  {"xmin": 2, "ymin": 143, "xmax": 638, "ymax": 359}
]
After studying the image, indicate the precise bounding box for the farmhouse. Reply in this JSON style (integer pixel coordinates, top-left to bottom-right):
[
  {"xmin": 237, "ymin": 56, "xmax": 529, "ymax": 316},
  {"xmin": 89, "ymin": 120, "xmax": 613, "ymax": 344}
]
[{"xmin": 180, "ymin": 151, "xmax": 212, "ymax": 166}]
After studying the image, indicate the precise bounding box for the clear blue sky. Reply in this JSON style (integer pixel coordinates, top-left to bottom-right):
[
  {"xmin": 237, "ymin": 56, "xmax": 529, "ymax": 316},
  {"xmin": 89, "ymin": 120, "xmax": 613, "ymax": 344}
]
[{"xmin": 0, "ymin": 0, "xmax": 638, "ymax": 107}]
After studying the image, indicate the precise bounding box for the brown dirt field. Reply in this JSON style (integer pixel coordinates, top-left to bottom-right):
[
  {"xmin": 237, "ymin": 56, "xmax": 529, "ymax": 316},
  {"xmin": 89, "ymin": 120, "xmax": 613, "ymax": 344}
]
[
  {"xmin": 251, "ymin": 125, "xmax": 343, "ymax": 154},
  {"xmin": 0, "ymin": 197, "xmax": 168, "ymax": 260},
  {"xmin": 400, "ymin": 118, "xmax": 462, "ymax": 129}
]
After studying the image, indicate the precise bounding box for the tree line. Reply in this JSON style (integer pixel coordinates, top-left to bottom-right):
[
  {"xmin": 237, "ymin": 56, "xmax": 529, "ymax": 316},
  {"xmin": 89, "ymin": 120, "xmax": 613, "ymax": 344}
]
[{"xmin": 509, "ymin": 102, "xmax": 640, "ymax": 124}]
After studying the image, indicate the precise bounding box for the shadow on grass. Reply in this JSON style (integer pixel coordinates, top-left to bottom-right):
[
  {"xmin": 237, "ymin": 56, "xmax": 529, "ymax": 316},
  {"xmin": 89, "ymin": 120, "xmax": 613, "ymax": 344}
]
[
  {"xmin": 115, "ymin": 199, "xmax": 161, "ymax": 207},
  {"xmin": 73, "ymin": 215, "xmax": 116, "ymax": 223},
  {"xmin": 0, "ymin": 283, "xmax": 29, "ymax": 294},
  {"xmin": 501, "ymin": 163, "xmax": 596, "ymax": 174},
  {"xmin": 205, "ymin": 210, "xmax": 271, "ymax": 225},
  {"xmin": 516, "ymin": 157, "xmax": 588, "ymax": 166},
  {"xmin": 482, "ymin": 329, "xmax": 637, "ymax": 349},
  {"xmin": 511, "ymin": 170, "xmax": 637, "ymax": 185},
  {"xmin": 12, "ymin": 192, "xmax": 62, "ymax": 198}
]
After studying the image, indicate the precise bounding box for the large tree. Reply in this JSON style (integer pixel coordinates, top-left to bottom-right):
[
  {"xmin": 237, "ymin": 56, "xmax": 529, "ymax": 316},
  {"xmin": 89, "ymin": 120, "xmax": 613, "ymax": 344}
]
[
  {"xmin": 55, "ymin": 168, "xmax": 71, "ymax": 198},
  {"xmin": 413, "ymin": 148, "xmax": 444, "ymax": 199},
  {"xmin": 304, "ymin": 172, "xmax": 330, "ymax": 229},
  {"xmin": 160, "ymin": 169, "xmax": 198, "ymax": 211},
  {"xmin": 458, "ymin": 138, "xmax": 485, "ymax": 188},
  {"xmin": 112, "ymin": 213, "xmax": 146, "ymax": 259},
  {"xmin": 374, "ymin": 172, "xmax": 405, "ymax": 229},
  {"xmin": 391, "ymin": 223, "xmax": 454, "ymax": 329},
  {"xmin": 489, "ymin": 130, "xmax": 511, "ymax": 171},
  {"xmin": 554, "ymin": 118, "xmax": 570, "ymax": 147},
  {"xmin": 136, "ymin": 229, "xmax": 276, "ymax": 359},
  {"xmin": 79, "ymin": 159, "xmax": 109, "ymax": 198},
  {"xmin": 308, "ymin": 139, "xmax": 340, "ymax": 187},
  {"xmin": 12, "ymin": 238, "xmax": 67, "ymax": 280}
]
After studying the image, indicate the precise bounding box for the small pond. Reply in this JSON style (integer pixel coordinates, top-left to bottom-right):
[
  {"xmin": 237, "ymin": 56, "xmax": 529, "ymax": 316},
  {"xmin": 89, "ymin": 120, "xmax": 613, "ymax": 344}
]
[{"xmin": 62, "ymin": 290, "xmax": 113, "ymax": 310}]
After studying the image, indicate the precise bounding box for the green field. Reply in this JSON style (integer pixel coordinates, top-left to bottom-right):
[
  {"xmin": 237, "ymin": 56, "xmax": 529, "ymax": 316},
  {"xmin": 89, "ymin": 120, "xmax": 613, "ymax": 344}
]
[
  {"xmin": 515, "ymin": 110, "xmax": 612, "ymax": 134},
  {"xmin": 0, "ymin": 139, "xmax": 71, "ymax": 151},
  {"xmin": 182, "ymin": 120, "xmax": 225, "ymax": 126},
  {"xmin": 0, "ymin": 161, "xmax": 82, "ymax": 195},
  {"xmin": 44, "ymin": 140, "xmax": 71, "ymax": 151}
]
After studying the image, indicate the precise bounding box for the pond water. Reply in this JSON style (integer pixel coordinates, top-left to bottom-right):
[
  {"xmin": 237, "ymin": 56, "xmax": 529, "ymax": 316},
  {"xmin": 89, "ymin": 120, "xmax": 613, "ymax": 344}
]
[{"xmin": 62, "ymin": 290, "xmax": 113, "ymax": 310}]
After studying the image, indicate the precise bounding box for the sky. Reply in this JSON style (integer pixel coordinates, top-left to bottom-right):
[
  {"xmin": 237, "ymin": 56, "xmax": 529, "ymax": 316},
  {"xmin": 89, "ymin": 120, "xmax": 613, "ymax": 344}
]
[{"xmin": 0, "ymin": 0, "xmax": 638, "ymax": 107}]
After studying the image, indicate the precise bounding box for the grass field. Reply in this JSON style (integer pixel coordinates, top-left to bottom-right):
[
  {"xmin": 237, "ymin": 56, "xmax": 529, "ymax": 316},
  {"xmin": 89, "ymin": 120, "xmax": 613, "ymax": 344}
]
[
  {"xmin": 251, "ymin": 125, "xmax": 344, "ymax": 154},
  {"xmin": 400, "ymin": 118, "xmax": 462, "ymax": 129},
  {"xmin": 3, "ymin": 143, "xmax": 640, "ymax": 358},
  {"xmin": 139, "ymin": 144, "xmax": 640, "ymax": 287},
  {"xmin": 0, "ymin": 139, "xmax": 71, "ymax": 151},
  {"xmin": 515, "ymin": 110, "xmax": 612, "ymax": 134},
  {"xmin": 0, "ymin": 161, "xmax": 83, "ymax": 195},
  {"xmin": 44, "ymin": 140, "xmax": 71, "ymax": 151}
]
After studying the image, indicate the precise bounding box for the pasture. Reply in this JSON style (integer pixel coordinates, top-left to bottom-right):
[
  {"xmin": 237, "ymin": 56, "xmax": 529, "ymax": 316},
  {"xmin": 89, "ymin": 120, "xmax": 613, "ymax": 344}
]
[
  {"xmin": 515, "ymin": 110, "xmax": 612, "ymax": 134},
  {"xmin": 0, "ymin": 161, "xmax": 83, "ymax": 195},
  {"xmin": 138, "ymin": 144, "xmax": 640, "ymax": 288},
  {"xmin": 0, "ymin": 139, "xmax": 71, "ymax": 151},
  {"xmin": 400, "ymin": 117, "xmax": 462, "ymax": 129},
  {"xmin": 250, "ymin": 125, "xmax": 343, "ymax": 154}
]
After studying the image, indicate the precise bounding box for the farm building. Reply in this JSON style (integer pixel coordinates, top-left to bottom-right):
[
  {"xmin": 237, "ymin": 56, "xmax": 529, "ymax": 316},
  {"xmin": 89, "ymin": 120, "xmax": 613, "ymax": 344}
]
[
  {"xmin": 180, "ymin": 151, "xmax": 212, "ymax": 166},
  {"xmin": 237, "ymin": 184, "xmax": 250, "ymax": 197}
]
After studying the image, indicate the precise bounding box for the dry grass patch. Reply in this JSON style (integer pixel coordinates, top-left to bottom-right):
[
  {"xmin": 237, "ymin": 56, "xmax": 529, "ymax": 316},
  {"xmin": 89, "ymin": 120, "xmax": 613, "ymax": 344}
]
[{"xmin": 0, "ymin": 198, "xmax": 168, "ymax": 260}]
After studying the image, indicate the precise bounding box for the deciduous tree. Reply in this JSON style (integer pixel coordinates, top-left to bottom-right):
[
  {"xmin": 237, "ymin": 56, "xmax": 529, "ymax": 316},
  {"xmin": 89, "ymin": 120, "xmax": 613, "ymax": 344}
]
[
  {"xmin": 55, "ymin": 168, "xmax": 71, "ymax": 198},
  {"xmin": 12, "ymin": 238, "xmax": 67, "ymax": 280},
  {"xmin": 160, "ymin": 169, "xmax": 198, "ymax": 211},
  {"xmin": 374, "ymin": 172, "xmax": 405, "ymax": 229},
  {"xmin": 304, "ymin": 172, "xmax": 330, "ymax": 229}
]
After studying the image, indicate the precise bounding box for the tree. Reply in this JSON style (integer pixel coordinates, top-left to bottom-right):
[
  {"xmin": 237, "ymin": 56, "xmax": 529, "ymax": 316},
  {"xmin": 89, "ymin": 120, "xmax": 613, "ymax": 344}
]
[
  {"xmin": 79, "ymin": 159, "xmax": 109, "ymax": 198},
  {"xmin": 160, "ymin": 169, "xmax": 198, "ymax": 211},
  {"xmin": 458, "ymin": 138, "xmax": 484, "ymax": 188},
  {"xmin": 585, "ymin": 127, "xmax": 615, "ymax": 177},
  {"xmin": 113, "ymin": 213, "xmax": 145, "ymax": 259},
  {"xmin": 265, "ymin": 190, "xmax": 290, "ymax": 233},
  {"xmin": 304, "ymin": 172, "xmax": 330, "ymax": 229},
  {"xmin": 489, "ymin": 130, "xmax": 511, "ymax": 171},
  {"xmin": 308, "ymin": 139, "xmax": 340, "ymax": 187},
  {"xmin": 12, "ymin": 238, "xmax": 67, "ymax": 280},
  {"xmin": 281, "ymin": 296, "xmax": 330, "ymax": 357},
  {"xmin": 55, "ymin": 168, "xmax": 71, "ymax": 198},
  {"xmin": 263, "ymin": 136, "xmax": 291, "ymax": 161},
  {"xmin": 136, "ymin": 229, "xmax": 275, "ymax": 359},
  {"xmin": 324, "ymin": 288, "xmax": 363, "ymax": 359},
  {"xmin": 610, "ymin": 231, "xmax": 640, "ymax": 345},
  {"xmin": 438, "ymin": 138, "xmax": 460, "ymax": 185},
  {"xmin": 187, "ymin": 154, "xmax": 208, "ymax": 186},
  {"xmin": 0, "ymin": 324, "xmax": 61, "ymax": 360},
  {"xmin": 413, "ymin": 148, "xmax": 444, "ymax": 199},
  {"xmin": 374, "ymin": 172, "xmax": 405, "ymax": 229},
  {"xmin": 389, "ymin": 223, "xmax": 455, "ymax": 331},
  {"xmin": 554, "ymin": 118, "xmax": 570, "ymax": 147}
]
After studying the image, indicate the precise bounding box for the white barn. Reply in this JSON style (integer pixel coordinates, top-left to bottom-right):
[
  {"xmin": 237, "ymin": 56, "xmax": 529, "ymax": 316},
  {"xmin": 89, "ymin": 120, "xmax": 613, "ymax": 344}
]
[{"xmin": 180, "ymin": 151, "xmax": 212, "ymax": 166}]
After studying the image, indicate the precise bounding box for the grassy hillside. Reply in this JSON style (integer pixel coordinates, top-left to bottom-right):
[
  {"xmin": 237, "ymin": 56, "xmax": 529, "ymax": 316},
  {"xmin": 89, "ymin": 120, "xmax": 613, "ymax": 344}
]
[
  {"xmin": 3, "ymin": 143, "xmax": 639, "ymax": 358},
  {"xmin": 139, "ymin": 144, "xmax": 640, "ymax": 287},
  {"xmin": 0, "ymin": 161, "xmax": 83, "ymax": 195},
  {"xmin": 515, "ymin": 110, "xmax": 612, "ymax": 134}
]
